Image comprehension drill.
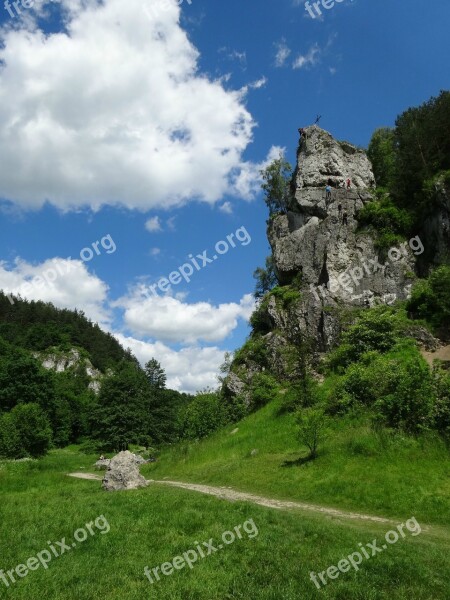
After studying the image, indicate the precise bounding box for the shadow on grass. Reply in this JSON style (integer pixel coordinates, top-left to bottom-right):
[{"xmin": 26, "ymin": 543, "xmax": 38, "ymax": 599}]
[{"xmin": 281, "ymin": 454, "xmax": 316, "ymax": 467}]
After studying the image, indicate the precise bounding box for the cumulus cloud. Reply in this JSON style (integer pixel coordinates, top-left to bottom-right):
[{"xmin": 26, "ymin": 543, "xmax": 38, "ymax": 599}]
[
  {"xmin": 231, "ymin": 145, "xmax": 284, "ymax": 200},
  {"xmin": 145, "ymin": 217, "xmax": 162, "ymax": 233},
  {"xmin": 115, "ymin": 291, "xmax": 255, "ymax": 344},
  {"xmin": 219, "ymin": 201, "xmax": 233, "ymax": 215},
  {"xmin": 0, "ymin": 257, "xmax": 110, "ymax": 323},
  {"xmin": 0, "ymin": 0, "xmax": 266, "ymax": 211},
  {"xmin": 293, "ymin": 44, "xmax": 321, "ymax": 69},
  {"xmin": 114, "ymin": 334, "xmax": 226, "ymax": 393},
  {"xmin": 274, "ymin": 39, "xmax": 291, "ymax": 67}
]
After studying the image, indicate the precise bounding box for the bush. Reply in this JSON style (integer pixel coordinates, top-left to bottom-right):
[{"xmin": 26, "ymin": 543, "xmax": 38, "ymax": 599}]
[
  {"xmin": 249, "ymin": 372, "xmax": 280, "ymax": 410},
  {"xmin": 181, "ymin": 392, "xmax": 227, "ymax": 440},
  {"xmin": 326, "ymin": 307, "xmax": 398, "ymax": 370},
  {"xmin": 432, "ymin": 368, "xmax": 450, "ymax": 439},
  {"xmin": 407, "ymin": 266, "xmax": 450, "ymax": 335},
  {"xmin": 0, "ymin": 403, "xmax": 53, "ymax": 458}
]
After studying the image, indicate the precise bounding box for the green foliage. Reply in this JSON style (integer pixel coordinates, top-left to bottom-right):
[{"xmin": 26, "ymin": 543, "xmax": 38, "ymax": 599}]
[
  {"xmin": 0, "ymin": 403, "xmax": 52, "ymax": 458},
  {"xmin": 249, "ymin": 372, "xmax": 280, "ymax": 410},
  {"xmin": 253, "ymin": 255, "xmax": 278, "ymax": 300},
  {"xmin": 364, "ymin": 91, "xmax": 450, "ymax": 237},
  {"xmin": 0, "ymin": 342, "xmax": 56, "ymax": 412},
  {"xmin": 233, "ymin": 336, "xmax": 269, "ymax": 369},
  {"xmin": 432, "ymin": 368, "xmax": 450, "ymax": 439},
  {"xmin": 181, "ymin": 391, "xmax": 227, "ymax": 440},
  {"xmin": 393, "ymin": 91, "xmax": 450, "ymax": 213},
  {"xmin": 280, "ymin": 376, "xmax": 321, "ymax": 413},
  {"xmin": 260, "ymin": 153, "xmax": 293, "ymax": 216},
  {"xmin": 357, "ymin": 192, "xmax": 413, "ymax": 251},
  {"xmin": 144, "ymin": 358, "xmax": 167, "ymax": 389},
  {"xmin": 367, "ymin": 127, "xmax": 396, "ymax": 187},
  {"xmin": 407, "ymin": 265, "xmax": 450, "ymax": 335},
  {"xmin": 92, "ymin": 363, "xmax": 155, "ymax": 451},
  {"xmin": 326, "ymin": 307, "xmax": 399, "ymax": 371},
  {"xmin": 270, "ymin": 285, "xmax": 302, "ymax": 308},
  {"xmin": 0, "ymin": 291, "xmax": 136, "ymax": 371},
  {"xmin": 296, "ymin": 407, "xmax": 328, "ymax": 459}
]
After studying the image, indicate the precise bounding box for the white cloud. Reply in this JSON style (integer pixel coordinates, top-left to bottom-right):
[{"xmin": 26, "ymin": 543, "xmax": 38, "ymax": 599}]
[
  {"xmin": 0, "ymin": 258, "xmax": 110, "ymax": 324},
  {"xmin": 145, "ymin": 217, "xmax": 162, "ymax": 233},
  {"xmin": 114, "ymin": 334, "xmax": 227, "ymax": 393},
  {"xmin": 274, "ymin": 39, "xmax": 291, "ymax": 67},
  {"xmin": 219, "ymin": 201, "xmax": 233, "ymax": 215},
  {"xmin": 115, "ymin": 291, "xmax": 255, "ymax": 344},
  {"xmin": 231, "ymin": 145, "xmax": 284, "ymax": 200},
  {"xmin": 0, "ymin": 0, "xmax": 259, "ymax": 212},
  {"xmin": 293, "ymin": 44, "xmax": 321, "ymax": 69},
  {"xmin": 249, "ymin": 76, "xmax": 268, "ymax": 89},
  {"xmin": 149, "ymin": 247, "xmax": 161, "ymax": 257}
]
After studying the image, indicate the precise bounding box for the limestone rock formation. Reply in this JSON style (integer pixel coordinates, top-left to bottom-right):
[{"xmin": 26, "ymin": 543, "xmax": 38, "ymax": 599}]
[
  {"xmin": 33, "ymin": 348, "xmax": 105, "ymax": 394},
  {"xmin": 266, "ymin": 126, "xmax": 416, "ymax": 350},
  {"xmin": 224, "ymin": 126, "xmax": 422, "ymax": 398},
  {"xmin": 102, "ymin": 451, "xmax": 149, "ymax": 492}
]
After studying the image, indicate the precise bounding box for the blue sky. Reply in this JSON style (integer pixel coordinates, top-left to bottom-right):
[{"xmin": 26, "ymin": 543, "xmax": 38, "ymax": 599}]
[{"xmin": 0, "ymin": 0, "xmax": 449, "ymax": 392}]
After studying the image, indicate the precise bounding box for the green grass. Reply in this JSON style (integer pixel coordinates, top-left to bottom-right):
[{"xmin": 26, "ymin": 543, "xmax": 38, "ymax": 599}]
[
  {"xmin": 0, "ymin": 449, "xmax": 449, "ymax": 599},
  {"xmin": 144, "ymin": 399, "xmax": 450, "ymax": 527}
]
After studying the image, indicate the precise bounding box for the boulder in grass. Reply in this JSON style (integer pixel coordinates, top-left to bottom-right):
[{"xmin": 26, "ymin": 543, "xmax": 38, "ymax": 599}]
[
  {"xmin": 94, "ymin": 458, "xmax": 111, "ymax": 470},
  {"xmin": 102, "ymin": 451, "xmax": 149, "ymax": 492}
]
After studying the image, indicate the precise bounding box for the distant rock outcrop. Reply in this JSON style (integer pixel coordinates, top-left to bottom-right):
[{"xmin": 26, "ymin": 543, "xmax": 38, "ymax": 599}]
[
  {"xmin": 33, "ymin": 348, "xmax": 105, "ymax": 393},
  {"xmin": 102, "ymin": 451, "xmax": 149, "ymax": 492}
]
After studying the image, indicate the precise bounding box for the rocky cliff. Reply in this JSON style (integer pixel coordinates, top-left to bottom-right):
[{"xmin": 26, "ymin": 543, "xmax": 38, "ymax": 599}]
[
  {"xmin": 225, "ymin": 126, "xmax": 422, "ymax": 399},
  {"xmin": 33, "ymin": 347, "xmax": 105, "ymax": 393}
]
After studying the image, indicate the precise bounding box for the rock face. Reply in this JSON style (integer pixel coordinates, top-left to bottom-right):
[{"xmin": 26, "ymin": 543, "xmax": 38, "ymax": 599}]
[
  {"xmin": 34, "ymin": 348, "xmax": 104, "ymax": 394},
  {"xmin": 102, "ymin": 451, "xmax": 149, "ymax": 492},
  {"xmin": 267, "ymin": 126, "xmax": 416, "ymax": 350},
  {"xmin": 295, "ymin": 125, "xmax": 375, "ymax": 191},
  {"xmin": 224, "ymin": 127, "xmax": 422, "ymax": 398}
]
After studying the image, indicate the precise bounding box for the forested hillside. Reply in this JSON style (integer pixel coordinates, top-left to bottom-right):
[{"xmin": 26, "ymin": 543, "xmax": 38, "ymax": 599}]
[{"xmin": 0, "ymin": 294, "xmax": 191, "ymax": 458}]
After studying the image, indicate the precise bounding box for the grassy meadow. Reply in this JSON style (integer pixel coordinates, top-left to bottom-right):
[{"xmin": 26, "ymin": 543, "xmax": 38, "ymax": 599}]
[{"xmin": 1, "ymin": 402, "xmax": 449, "ymax": 600}]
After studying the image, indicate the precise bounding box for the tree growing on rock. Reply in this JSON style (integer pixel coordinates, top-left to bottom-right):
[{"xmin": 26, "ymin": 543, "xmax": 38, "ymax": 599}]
[
  {"xmin": 260, "ymin": 154, "xmax": 293, "ymax": 215},
  {"xmin": 253, "ymin": 256, "xmax": 278, "ymax": 299}
]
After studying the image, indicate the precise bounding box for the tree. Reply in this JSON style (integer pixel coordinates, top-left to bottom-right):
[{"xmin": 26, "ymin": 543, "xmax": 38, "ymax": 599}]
[
  {"xmin": 8, "ymin": 403, "xmax": 52, "ymax": 458},
  {"xmin": 181, "ymin": 391, "xmax": 227, "ymax": 440},
  {"xmin": 260, "ymin": 154, "xmax": 293, "ymax": 216},
  {"xmin": 296, "ymin": 407, "xmax": 328, "ymax": 459},
  {"xmin": 367, "ymin": 127, "xmax": 396, "ymax": 188},
  {"xmin": 253, "ymin": 256, "xmax": 278, "ymax": 299},
  {"xmin": 145, "ymin": 358, "xmax": 167, "ymax": 390},
  {"xmin": 92, "ymin": 364, "xmax": 154, "ymax": 451}
]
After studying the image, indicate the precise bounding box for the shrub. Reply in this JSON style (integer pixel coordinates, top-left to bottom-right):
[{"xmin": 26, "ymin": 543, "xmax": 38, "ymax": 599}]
[
  {"xmin": 181, "ymin": 392, "xmax": 227, "ymax": 440},
  {"xmin": 249, "ymin": 372, "xmax": 280, "ymax": 410},
  {"xmin": 0, "ymin": 403, "xmax": 53, "ymax": 458},
  {"xmin": 326, "ymin": 307, "xmax": 398, "ymax": 370},
  {"xmin": 407, "ymin": 266, "xmax": 450, "ymax": 335}
]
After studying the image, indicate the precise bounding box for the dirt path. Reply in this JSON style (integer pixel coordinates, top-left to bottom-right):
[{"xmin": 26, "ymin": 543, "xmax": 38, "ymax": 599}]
[
  {"xmin": 155, "ymin": 480, "xmax": 399, "ymax": 524},
  {"xmin": 68, "ymin": 472, "xmax": 102, "ymax": 481},
  {"xmin": 68, "ymin": 471, "xmax": 397, "ymax": 523},
  {"xmin": 421, "ymin": 344, "xmax": 450, "ymax": 367}
]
